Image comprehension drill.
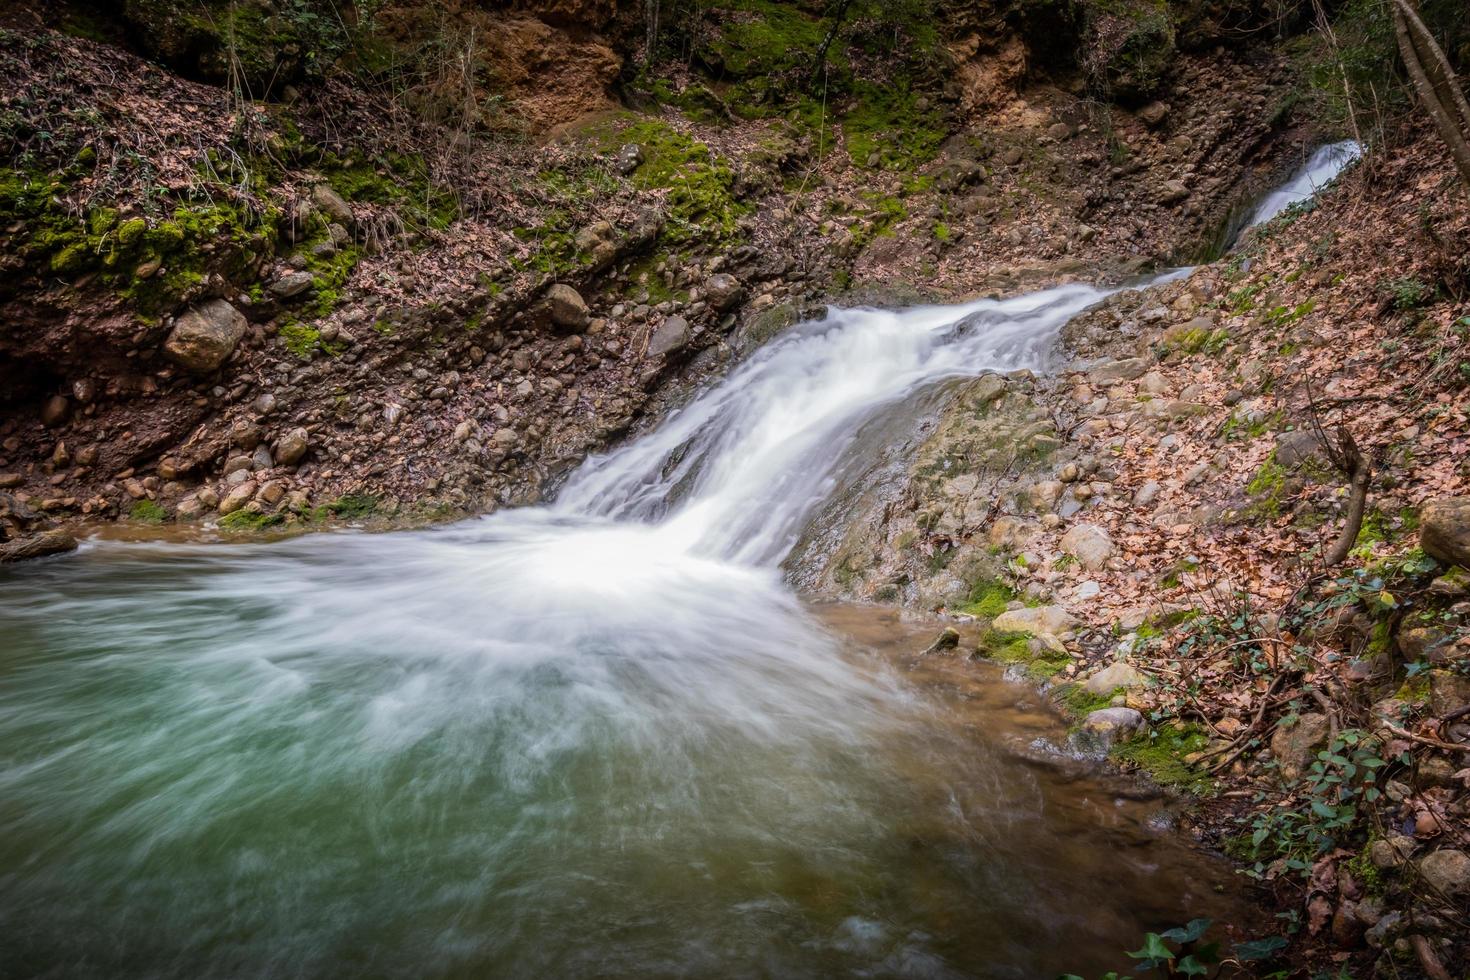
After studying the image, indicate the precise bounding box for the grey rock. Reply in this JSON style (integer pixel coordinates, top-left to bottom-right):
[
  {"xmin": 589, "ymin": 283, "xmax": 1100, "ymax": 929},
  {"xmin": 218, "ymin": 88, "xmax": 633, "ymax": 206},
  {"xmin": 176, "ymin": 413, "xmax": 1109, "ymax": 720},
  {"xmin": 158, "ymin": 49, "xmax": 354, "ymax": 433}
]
[
  {"xmin": 615, "ymin": 143, "xmax": 643, "ymax": 174},
  {"xmin": 647, "ymin": 315, "xmax": 691, "ymax": 359},
  {"xmin": 270, "ymin": 271, "xmax": 314, "ymax": 299},
  {"xmin": 310, "ymin": 184, "xmax": 353, "ymax": 226},
  {"xmin": 164, "ymin": 299, "xmax": 248, "ymax": 372},
  {"xmin": 218, "ymin": 482, "xmax": 256, "ymax": 515},
  {"xmin": 1085, "ymin": 662, "xmax": 1147, "ymax": 695},
  {"xmin": 1079, "ymin": 707, "xmax": 1146, "ymax": 751},
  {"xmin": 1089, "ymin": 357, "xmax": 1149, "ymax": 383},
  {"xmin": 1060, "ymin": 523, "xmax": 1114, "ymax": 569},
  {"xmin": 1276, "ymin": 429, "xmax": 1327, "ymax": 469},
  {"xmin": 993, "ymin": 605, "xmax": 1076, "ymax": 635},
  {"xmin": 704, "ymin": 273, "xmax": 744, "ymax": 312},
  {"xmin": 1417, "ymin": 849, "xmax": 1470, "ymax": 899}
]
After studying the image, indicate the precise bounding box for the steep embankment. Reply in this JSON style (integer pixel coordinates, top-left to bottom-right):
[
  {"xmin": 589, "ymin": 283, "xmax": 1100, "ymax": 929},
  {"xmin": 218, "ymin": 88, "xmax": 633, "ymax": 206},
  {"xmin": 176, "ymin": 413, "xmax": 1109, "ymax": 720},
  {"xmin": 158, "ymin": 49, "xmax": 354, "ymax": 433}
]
[
  {"xmin": 797, "ymin": 125, "xmax": 1470, "ymax": 973},
  {"xmin": 2, "ymin": 0, "xmax": 1310, "ymax": 558}
]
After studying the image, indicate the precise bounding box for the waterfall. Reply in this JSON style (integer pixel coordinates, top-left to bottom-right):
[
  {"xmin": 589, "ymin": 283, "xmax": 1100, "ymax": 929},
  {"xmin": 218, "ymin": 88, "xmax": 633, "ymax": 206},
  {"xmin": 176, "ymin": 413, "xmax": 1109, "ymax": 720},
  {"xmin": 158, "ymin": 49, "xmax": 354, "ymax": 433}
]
[{"xmin": 0, "ymin": 146, "xmax": 1361, "ymax": 979}]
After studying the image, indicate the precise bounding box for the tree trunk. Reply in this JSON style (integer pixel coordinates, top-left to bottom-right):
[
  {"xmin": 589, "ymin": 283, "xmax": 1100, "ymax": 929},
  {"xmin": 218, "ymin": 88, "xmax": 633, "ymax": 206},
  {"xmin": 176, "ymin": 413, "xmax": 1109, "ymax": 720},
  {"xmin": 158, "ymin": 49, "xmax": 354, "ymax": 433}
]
[
  {"xmin": 808, "ymin": 0, "xmax": 856, "ymax": 90},
  {"xmin": 1393, "ymin": 0, "xmax": 1470, "ymax": 191},
  {"xmin": 1324, "ymin": 427, "xmax": 1372, "ymax": 568}
]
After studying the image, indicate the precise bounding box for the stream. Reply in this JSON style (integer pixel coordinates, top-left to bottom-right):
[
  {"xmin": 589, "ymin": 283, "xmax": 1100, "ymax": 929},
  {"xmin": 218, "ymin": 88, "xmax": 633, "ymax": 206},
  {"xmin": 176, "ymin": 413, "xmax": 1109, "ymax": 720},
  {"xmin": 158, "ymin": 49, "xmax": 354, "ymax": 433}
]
[{"xmin": 0, "ymin": 147, "xmax": 1359, "ymax": 979}]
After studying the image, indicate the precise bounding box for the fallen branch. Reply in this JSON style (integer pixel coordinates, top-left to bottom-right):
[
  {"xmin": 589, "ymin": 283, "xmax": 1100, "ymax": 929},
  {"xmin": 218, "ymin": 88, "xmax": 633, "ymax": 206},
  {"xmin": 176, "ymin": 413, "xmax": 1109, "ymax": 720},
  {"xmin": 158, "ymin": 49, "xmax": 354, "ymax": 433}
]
[{"xmin": 1386, "ymin": 723, "xmax": 1470, "ymax": 755}]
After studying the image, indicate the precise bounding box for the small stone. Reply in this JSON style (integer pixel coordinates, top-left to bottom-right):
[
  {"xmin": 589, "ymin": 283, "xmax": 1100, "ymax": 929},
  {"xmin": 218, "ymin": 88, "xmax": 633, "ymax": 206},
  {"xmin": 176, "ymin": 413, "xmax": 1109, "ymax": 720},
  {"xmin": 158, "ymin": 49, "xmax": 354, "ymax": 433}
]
[
  {"xmin": 1417, "ymin": 849, "xmax": 1470, "ymax": 899},
  {"xmin": 647, "ymin": 315, "xmax": 691, "ymax": 359},
  {"xmin": 993, "ymin": 605, "xmax": 1076, "ymax": 635},
  {"xmin": 1046, "ymin": 121, "xmax": 1071, "ymax": 140},
  {"xmin": 615, "ymin": 143, "xmax": 643, "ymax": 175},
  {"xmin": 921, "ymin": 628, "xmax": 961, "ymax": 655},
  {"xmin": 310, "ymin": 184, "xmax": 353, "ymax": 226},
  {"xmin": 1369, "ymin": 836, "xmax": 1416, "ymax": 870},
  {"xmin": 251, "ymin": 444, "xmax": 274, "ymax": 470},
  {"xmin": 1159, "ymin": 180, "xmax": 1190, "ymax": 204},
  {"xmin": 1137, "ymin": 101, "xmax": 1169, "ymax": 127},
  {"xmin": 0, "ymin": 473, "xmax": 22, "ymax": 488},
  {"xmin": 164, "ymin": 299, "xmax": 248, "ymax": 372},
  {"xmin": 546, "ymin": 283, "xmax": 590, "ymax": 330},
  {"xmin": 1060, "ymin": 523, "xmax": 1114, "ymax": 569},
  {"xmin": 270, "ymin": 271, "xmax": 314, "ymax": 299},
  {"xmin": 1085, "ymin": 662, "xmax": 1147, "ymax": 695},
  {"xmin": 1270, "ymin": 712, "xmax": 1331, "ymax": 782},
  {"xmin": 218, "ymin": 482, "xmax": 257, "ymax": 515},
  {"xmin": 1079, "ymin": 707, "xmax": 1146, "ymax": 751},
  {"xmin": 256, "ymin": 480, "xmax": 287, "ymax": 506},
  {"xmin": 40, "ymin": 395, "xmax": 71, "ymax": 427},
  {"xmin": 1421, "ymin": 497, "xmax": 1470, "ymax": 567},
  {"xmin": 1089, "ymin": 357, "xmax": 1149, "ymax": 383},
  {"xmin": 703, "ymin": 273, "xmax": 743, "ymax": 312}
]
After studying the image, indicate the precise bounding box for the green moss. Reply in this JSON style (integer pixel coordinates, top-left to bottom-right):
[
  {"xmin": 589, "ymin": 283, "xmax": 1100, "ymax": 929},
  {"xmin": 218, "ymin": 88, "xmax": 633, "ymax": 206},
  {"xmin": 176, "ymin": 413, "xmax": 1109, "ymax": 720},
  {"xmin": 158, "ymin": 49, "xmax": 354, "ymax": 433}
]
[
  {"xmin": 320, "ymin": 151, "xmax": 458, "ymax": 230},
  {"xmin": 280, "ymin": 322, "xmax": 323, "ymax": 358},
  {"xmin": 1245, "ymin": 451, "xmax": 1288, "ymax": 517},
  {"xmin": 327, "ymin": 493, "xmax": 379, "ymax": 519},
  {"xmin": 128, "ymin": 499, "xmax": 168, "ymax": 524},
  {"xmin": 602, "ymin": 119, "xmax": 747, "ymax": 245},
  {"xmin": 1054, "ymin": 683, "xmax": 1119, "ymax": 719},
  {"xmin": 115, "ymin": 217, "xmax": 147, "ymax": 248},
  {"xmin": 1111, "ymin": 723, "xmax": 1214, "ymax": 794},
  {"xmin": 976, "ymin": 629, "xmax": 1071, "ymax": 681},
  {"xmin": 841, "ymin": 82, "xmax": 946, "ymax": 171},
  {"xmin": 959, "ymin": 578, "xmax": 1017, "ymax": 618},
  {"xmin": 218, "ymin": 509, "xmax": 286, "ymax": 532}
]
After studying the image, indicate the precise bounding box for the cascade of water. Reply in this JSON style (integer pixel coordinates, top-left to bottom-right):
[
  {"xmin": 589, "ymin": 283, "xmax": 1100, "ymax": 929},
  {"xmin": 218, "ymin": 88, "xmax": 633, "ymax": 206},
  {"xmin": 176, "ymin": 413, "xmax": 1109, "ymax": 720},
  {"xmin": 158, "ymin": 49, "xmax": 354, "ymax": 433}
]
[{"xmin": 0, "ymin": 145, "xmax": 1361, "ymax": 979}]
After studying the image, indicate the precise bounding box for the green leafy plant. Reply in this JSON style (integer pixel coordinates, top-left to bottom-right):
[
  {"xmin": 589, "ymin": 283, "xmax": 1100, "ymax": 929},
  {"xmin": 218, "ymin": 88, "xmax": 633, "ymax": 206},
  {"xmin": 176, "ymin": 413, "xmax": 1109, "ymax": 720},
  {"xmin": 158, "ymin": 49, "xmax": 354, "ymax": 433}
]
[
  {"xmin": 1059, "ymin": 918, "xmax": 1288, "ymax": 977},
  {"xmin": 1237, "ymin": 729, "xmax": 1394, "ymax": 878}
]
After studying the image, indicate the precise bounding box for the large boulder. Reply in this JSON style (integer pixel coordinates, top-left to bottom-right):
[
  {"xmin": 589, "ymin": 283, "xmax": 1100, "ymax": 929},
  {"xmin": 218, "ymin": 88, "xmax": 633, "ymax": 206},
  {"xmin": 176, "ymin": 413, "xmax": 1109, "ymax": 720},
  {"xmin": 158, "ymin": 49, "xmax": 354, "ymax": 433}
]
[
  {"xmin": 163, "ymin": 299, "xmax": 248, "ymax": 373},
  {"xmin": 1420, "ymin": 497, "xmax": 1470, "ymax": 568}
]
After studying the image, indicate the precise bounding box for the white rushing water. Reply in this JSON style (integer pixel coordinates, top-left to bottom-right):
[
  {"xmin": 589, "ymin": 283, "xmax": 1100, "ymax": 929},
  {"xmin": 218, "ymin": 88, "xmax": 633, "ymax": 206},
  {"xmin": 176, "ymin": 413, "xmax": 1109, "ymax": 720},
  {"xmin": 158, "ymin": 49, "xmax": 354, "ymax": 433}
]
[
  {"xmin": 0, "ymin": 147, "xmax": 1360, "ymax": 979},
  {"xmin": 1246, "ymin": 140, "xmax": 1362, "ymax": 227}
]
